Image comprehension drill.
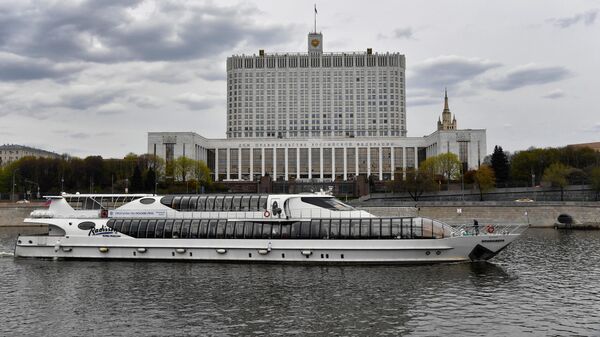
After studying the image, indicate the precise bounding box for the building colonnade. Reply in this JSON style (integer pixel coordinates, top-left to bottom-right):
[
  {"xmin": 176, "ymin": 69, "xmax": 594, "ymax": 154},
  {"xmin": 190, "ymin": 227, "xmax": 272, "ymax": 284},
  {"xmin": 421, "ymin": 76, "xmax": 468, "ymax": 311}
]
[{"xmin": 213, "ymin": 146, "xmax": 421, "ymax": 182}]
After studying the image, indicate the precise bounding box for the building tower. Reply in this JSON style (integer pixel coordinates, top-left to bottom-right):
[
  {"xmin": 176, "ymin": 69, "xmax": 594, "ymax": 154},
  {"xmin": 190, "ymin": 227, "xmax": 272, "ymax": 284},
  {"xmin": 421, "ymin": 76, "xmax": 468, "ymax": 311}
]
[{"xmin": 437, "ymin": 89, "xmax": 457, "ymax": 131}]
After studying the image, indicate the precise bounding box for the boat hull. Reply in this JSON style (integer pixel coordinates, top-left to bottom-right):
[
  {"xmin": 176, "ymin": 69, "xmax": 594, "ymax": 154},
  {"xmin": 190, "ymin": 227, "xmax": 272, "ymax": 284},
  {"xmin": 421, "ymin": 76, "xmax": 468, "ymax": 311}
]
[{"xmin": 14, "ymin": 234, "xmax": 519, "ymax": 264}]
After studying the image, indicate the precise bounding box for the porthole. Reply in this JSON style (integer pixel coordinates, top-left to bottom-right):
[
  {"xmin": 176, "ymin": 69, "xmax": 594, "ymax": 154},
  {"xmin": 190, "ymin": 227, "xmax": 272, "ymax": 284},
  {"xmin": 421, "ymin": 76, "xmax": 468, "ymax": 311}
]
[
  {"xmin": 189, "ymin": 252, "xmax": 193, "ymax": 257},
  {"xmin": 78, "ymin": 221, "xmax": 95, "ymax": 230},
  {"xmin": 436, "ymin": 251, "xmax": 441, "ymax": 255},
  {"xmin": 133, "ymin": 252, "xmax": 137, "ymax": 256},
  {"xmin": 326, "ymin": 254, "xmax": 329, "ymax": 259},
  {"xmin": 426, "ymin": 251, "xmax": 431, "ymax": 255},
  {"xmin": 171, "ymin": 252, "xmax": 175, "ymax": 257},
  {"xmin": 341, "ymin": 254, "xmax": 345, "ymax": 259},
  {"xmin": 28, "ymin": 240, "xmax": 32, "ymax": 244},
  {"xmin": 249, "ymin": 253, "xmax": 252, "ymax": 258},
  {"xmin": 17, "ymin": 240, "xmax": 22, "ymax": 244},
  {"xmin": 281, "ymin": 253, "xmax": 285, "ymax": 258},
  {"xmin": 320, "ymin": 254, "xmax": 324, "ymax": 258},
  {"xmin": 140, "ymin": 198, "xmax": 155, "ymax": 205}
]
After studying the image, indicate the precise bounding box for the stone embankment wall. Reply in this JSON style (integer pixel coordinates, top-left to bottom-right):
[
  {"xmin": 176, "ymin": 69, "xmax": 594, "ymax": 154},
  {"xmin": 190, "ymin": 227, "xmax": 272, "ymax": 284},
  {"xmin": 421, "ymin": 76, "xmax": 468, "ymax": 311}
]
[
  {"xmin": 360, "ymin": 204, "xmax": 600, "ymax": 228},
  {"xmin": 0, "ymin": 204, "xmax": 44, "ymax": 227}
]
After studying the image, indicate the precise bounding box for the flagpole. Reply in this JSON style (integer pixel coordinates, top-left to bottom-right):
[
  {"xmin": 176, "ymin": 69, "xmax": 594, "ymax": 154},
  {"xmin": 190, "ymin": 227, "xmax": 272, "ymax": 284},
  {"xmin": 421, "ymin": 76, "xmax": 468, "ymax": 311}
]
[{"xmin": 314, "ymin": 4, "xmax": 317, "ymax": 33}]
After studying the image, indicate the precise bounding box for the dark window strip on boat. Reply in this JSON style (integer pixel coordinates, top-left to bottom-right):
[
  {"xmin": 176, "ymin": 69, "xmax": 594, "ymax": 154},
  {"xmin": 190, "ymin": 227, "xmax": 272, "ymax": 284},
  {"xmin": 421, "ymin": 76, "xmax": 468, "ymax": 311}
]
[
  {"xmin": 160, "ymin": 195, "xmax": 270, "ymax": 212},
  {"xmin": 106, "ymin": 218, "xmax": 446, "ymax": 240}
]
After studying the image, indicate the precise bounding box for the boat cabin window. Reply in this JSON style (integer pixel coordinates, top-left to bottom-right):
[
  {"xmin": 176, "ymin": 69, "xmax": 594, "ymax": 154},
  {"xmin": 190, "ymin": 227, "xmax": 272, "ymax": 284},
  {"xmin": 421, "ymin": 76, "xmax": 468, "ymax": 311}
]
[
  {"xmin": 300, "ymin": 197, "xmax": 354, "ymax": 211},
  {"xmin": 172, "ymin": 196, "xmax": 182, "ymax": 210},
  {"xmin": 108, "ymin": 217, "xmax": 447, "ymax": 240},
  {"xmin": 78, "ymin": 221, "xmax": 96, "ymax": 231},
  {"xmin": 180, "ymin": 197, "xmax": 190, "ymax": 211},
  {"xmin": 140, "ymin": 198, "xmax": 155, "ymax": 205},
  {"xmin": 223, "ymin": 196, "xmax": 233, "ymax": 211},
  {"xmin": 232, "ymin": 196, "xmax": 242, "ymax": 211},
  {"xmin": 258, "ymin": 196, "xmax": 268, "ymax": 210},
  {"xmin": 205, "ymin": 197, "xmax": 215, "ymax": 211}
]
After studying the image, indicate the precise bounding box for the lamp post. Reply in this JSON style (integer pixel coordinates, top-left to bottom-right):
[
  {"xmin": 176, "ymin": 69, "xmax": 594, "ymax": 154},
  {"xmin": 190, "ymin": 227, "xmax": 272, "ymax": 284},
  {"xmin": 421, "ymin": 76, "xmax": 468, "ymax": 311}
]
[
  {"xmin": 61, "ymin": 176, "xmax": 64, "ymax": 193},
  {"xmin": 125, "ymin": 178, "xmax": 129, "ymax": 194},
  {"xmin": 11, "ymin": 169, "xmax": 17, "ymax": 202}
]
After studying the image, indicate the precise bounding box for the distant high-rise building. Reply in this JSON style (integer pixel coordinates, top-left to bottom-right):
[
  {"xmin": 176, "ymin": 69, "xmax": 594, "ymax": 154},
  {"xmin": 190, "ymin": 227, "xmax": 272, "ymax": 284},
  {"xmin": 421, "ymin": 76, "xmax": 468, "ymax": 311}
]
[
  {"xmin": 226, "ymin": 31, "xmax": 406, "ymax": 139},
  {"xmin": 437, "ymin": 89, "xmax": 457, "ymax": 131}
]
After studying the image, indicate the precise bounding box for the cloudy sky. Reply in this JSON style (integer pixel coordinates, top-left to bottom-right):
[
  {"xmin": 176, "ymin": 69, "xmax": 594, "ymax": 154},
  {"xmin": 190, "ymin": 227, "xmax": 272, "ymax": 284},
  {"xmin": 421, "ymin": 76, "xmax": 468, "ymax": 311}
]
[{"xmin": 0, "ymin": 0, "xmax": 598, "ymax": 158}]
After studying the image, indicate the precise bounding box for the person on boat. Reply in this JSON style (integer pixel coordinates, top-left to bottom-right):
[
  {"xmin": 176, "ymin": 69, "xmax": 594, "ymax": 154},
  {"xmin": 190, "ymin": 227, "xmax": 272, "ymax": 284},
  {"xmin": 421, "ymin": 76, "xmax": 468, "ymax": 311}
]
[{"xmin": 473, "ymin": 219, "xmax": 479, "ymax": 235}]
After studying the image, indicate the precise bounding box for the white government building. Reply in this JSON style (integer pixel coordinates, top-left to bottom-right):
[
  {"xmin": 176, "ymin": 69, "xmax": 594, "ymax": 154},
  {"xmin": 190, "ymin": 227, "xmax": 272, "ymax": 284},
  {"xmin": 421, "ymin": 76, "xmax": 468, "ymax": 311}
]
[{"xmin": 148, "ymin": 30, "xmax": 486, "ymax": 182}]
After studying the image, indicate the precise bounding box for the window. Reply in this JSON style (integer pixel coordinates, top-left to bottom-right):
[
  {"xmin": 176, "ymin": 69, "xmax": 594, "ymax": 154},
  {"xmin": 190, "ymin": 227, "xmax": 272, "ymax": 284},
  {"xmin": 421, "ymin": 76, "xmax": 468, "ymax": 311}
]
[
  {"xmin": 262, "ymin": 223, "xmax": 272, "ymax": 239},
  {"xmin": 190, "ymin": 220, "xmax": 200, "ymax": 238},
  {"xmin": 340, "ymin": 219, "xmax": 350, "ymax": 239},
  {"xmin": 140, "ymin": 198, "xmax": 155, "ymax": 205},
  {"xmin": 319, "ymin": 219, "xmax": 330, "ymax": 239},
  {"xmin": 380, "ymin": 219, "xmax": 391, "ymax": 239},
  {"xmin": 197, "ymin": 197, "xmax": 207, "ymax": 211},
  {"xmin": 205, "ymin": 197, "xmax": 215, "ymax": 211},
  {"xmin": 232, "ymin": 196, "xmax": 242, "ymax": 211},
  {"xmin": 235, "ymin": 222, "xmax": 245, "ymax": 239},
  {"xmin": 172, "ymin": 220, "xmax": 183, "ymax": 238},
  {"xmin": 146, "ymin": 220, "xmax": 157, "ymax": 238},
  {"xmin": 121, "ymin": 220, "xmax": 131, "ymax": 236},
  {"xmin": 330, "ymin": 219, "xmax": 341, "ymax": 239},
  {"xmin": 310, "ymin": 219, "xmax": 321, "ymax": 239},
  {"xmin": 164, "ymin": 220, "xmax": 174, "ymax": 238},
  {"xmin": 155, "ymin": 220, "xmax": 165, "ymax": 238},
  {"xmin": 225, "ymin": 221, "xmax": 235, "ymax": 239},
  {"xmin": 300, "ymin": 197, "xmax": 354, "ymax": 211},
  {"xmin": 368, "ymin": 219, "xmax": 380, "ymax": 238},
  {"xmin": 189, "ymin": 196, "xmax": 199, "ymax": 210},
  {"xmin": 223, "ymin": 196, "xmax": 233, "ymax": 211},
  {"xmin": 214, "ymin": 196, "xmax": 225, "ymax": 211},
  {"xmin": 240, "ymin": 196, "xmax": 250, "ymax": 211},
  {"xmin": 172, "ymin": 196, "xmax": 182, "ymax": 210},
  {"xmin": 350, "ymin": 219, "xmax": 361, "ymax": 239},
  {"xmin": 180, "ymin": 197, "xmax": 190, "ymax": 211},
  {"xmin": 392, "ymin": 218, "xmax": 403, "ymax": 238},
  {"xmin": 129, "ymin": 220, "xmax": 140, "ymax": 238},
  {"xmin": 243, "ymin": 221, "xmax": 254, "ymax": 238},
  {"xmin": 78, "ymin": 221, "xmax": 95, "ymax": 231},
  {"xmin": 281, "ymin": 223, "xmax": 291, "ymax": 239},
  {"xmin": 206, "ymin": 220, "xmax": 218, "ymax": 238},
  {"xmin": 180, "ymin": 220, "xmax": 191, "ymax": 238},
  {"xmin": 300, "ymin": 221, "xmax": 310, "ymax": 239},
  {"xmin": 258, "ymin": 196, "xmax": 268, "ymax": 210}
]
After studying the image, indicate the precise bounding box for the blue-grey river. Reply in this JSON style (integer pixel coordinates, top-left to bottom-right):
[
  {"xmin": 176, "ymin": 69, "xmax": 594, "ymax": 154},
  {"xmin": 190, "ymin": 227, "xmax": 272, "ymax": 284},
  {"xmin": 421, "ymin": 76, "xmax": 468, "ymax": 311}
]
[{"xmin": 1, "ymin": 226, "xmax": 599, "ymax": 336}]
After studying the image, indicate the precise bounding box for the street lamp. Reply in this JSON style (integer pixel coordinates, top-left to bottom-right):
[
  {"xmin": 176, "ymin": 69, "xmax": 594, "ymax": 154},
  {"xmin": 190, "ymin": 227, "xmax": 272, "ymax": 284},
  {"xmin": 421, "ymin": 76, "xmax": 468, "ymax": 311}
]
[
  {"xmin": 11, "ymin": 169, "xmax": 18, "ymax": 202},
  {"xmin": 125, "ymin": 178, "xmax": 129, "ymax": 194},
  {"xmin": 61, "ymin": 176, "xmax": 64, "ymax": 193}
]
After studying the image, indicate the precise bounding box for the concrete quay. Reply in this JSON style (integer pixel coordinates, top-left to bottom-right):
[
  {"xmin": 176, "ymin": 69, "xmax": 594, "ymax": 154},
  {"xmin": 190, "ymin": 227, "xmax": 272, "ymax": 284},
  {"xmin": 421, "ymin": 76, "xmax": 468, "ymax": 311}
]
[{"xmin": 0, "ymin": 203, "xmax": 44, "ymax": 227}]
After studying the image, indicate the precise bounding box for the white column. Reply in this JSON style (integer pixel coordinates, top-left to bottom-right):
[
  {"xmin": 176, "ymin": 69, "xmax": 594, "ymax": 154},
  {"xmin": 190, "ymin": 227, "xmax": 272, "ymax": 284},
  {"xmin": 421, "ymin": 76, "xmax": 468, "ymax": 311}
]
[
  {"xmin": 249, "ymin": 148, "xmax": 254, "ymax": 181},
  {"xmin": 214, "ymin": 148, "xmax": 219, "ymax": 182},
  {"xmin": 273, "ymin": 147, "xmax": 277, "ymax": 180},
  {"xmin": 367, "ymin": 147, "xmax": 371, "ymax": 177},
  {"xmin": 308, "ymin": 148, "xmax": 312, "ymax": 179},
  {"xmin": 378, "ymin": 146, "xmax": 383, "ymax": 181},
  {"xmin": 414, "ymin": 146, "xmax": 419, "ymax": 169},
  {"xmin": 238, "ymin": 148, "xmax": 242, "ymax": 180},
  {"xmin": 226, "ymin": 148, "xmax": 230, "ymax": 180},
  {"xmin": 355, "ymin": 146, "xmax": 359, "ymax": 176},
  {"xmin": 284, "ymin": 148, "xmax": 289, "ymax": 181},
  {"xmin": 261, "ymin": 148, "xmax": 265, "ymax": 177},
  {"xmin": 296, "ymin": 148, "xmax": 300, "ymax": 178},
  {"xmin": 319, "ymin": 147, "xmax": 324, "ymax": 179},
  {"xmin": 403, "ymin": 147, "xmax": 407, "ymax": 180},
  {"xmin": 343, "ymin": 147, "xmax": 348, "ymax": 180},
  {"xmin": 390, "ymin": 146, "xmax": 395, "ymax": 180},
  {"xmin": 331, "ymin": 147, "xmax": 335, "ymax": 179}
]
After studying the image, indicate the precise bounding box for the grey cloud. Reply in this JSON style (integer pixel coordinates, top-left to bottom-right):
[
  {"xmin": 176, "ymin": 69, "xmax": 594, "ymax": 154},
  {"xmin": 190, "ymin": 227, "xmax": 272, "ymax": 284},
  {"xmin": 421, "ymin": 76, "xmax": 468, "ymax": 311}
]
[
  {"xmin": 174, "ymin": 93, "xmax": 223, "ymax": 110},
  {"xmin": 582, "ymin": 123, "xmax": 600, "ymax": 133},
  {"xmin": 550, "ymin": 9, "xmax": 598, "ymax": 28},
  {"xmin": 378, "ymin": 27, "xmax": 414, "ymax": 40},
  {"xmin": 61, "ymin": 87, "xmax": 127, "ymax": 110},
  {"xmin": 1, "ymin": 1, "xmax": 293, "ymax": 63},
  {"xmin": 487, "ymin": 64, "xmax": 570, "ymax": 91},
  {"xmin": 0, "ymin": 53, "xmax": 84, "ymax": 81},
  {"xmin": 407, "ymin": 97, "xmax": 439, "ymax": 107},
  {"xmin": 393, "ymin": 28, "xmax": 414, "ymax": 39},
  {"xmin": 410, "ymin": 55, "xmax": 501, "ymax": 89},
  {"xmin": 69, "ymin": 132, "xmax": 90, "ymax": 139},
  {"xmin": 542, "ymin": 89, "xmax": 565, "ymax": 99}
]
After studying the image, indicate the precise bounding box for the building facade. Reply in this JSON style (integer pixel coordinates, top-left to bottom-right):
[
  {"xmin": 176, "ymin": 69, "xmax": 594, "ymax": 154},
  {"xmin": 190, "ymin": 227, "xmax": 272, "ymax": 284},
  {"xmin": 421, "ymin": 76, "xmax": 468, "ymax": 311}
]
[
  {"xmin": 0, "ymin": 144, "xmax": 61, "ymax": 167},
  {"xmin": 226, "ymin": 32, "xmax": 406, "ymax": 139},
  {"xmin": 148, "ymin": 31, "xmax": 486, "ymax": 183}
]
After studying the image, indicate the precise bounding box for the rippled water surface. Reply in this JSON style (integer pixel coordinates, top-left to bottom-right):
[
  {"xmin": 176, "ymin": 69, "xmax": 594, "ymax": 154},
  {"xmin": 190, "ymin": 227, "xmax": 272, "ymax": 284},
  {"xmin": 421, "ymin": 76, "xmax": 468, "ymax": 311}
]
[{"xmin": 1, "ymin": 226, "xmax": 600, "ymax": 336}]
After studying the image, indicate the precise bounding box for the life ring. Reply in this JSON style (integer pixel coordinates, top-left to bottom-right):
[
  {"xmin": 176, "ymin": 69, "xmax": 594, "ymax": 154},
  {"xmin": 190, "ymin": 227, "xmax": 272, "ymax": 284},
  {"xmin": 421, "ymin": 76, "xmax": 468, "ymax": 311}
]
[
  {"xmin": 264, "ymin": 210, "xmax": 271, "ymax": 218},
  {"xmin": 486, "ymin": 225, "xmax": 495, "ymax": 234}
]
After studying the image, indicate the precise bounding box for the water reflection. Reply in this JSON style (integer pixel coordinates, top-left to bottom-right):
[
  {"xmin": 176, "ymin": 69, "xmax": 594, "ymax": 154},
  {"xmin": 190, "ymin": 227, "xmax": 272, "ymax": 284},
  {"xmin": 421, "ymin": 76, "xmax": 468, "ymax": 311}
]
[{"xmin": 1, "ymin": 227, "xmax": 600, "ymax": 336}]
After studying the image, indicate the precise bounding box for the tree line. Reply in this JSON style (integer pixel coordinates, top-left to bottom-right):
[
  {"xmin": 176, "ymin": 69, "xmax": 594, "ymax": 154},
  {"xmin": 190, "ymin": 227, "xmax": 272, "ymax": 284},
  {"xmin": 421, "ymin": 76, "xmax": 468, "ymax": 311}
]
[
  {"xmin": 0, "ymin": 153, "xmax": 217, "ymax": 200},
  {"xmin": 388, "ymin": 145, "xmax": 600, "ymax": 201}
]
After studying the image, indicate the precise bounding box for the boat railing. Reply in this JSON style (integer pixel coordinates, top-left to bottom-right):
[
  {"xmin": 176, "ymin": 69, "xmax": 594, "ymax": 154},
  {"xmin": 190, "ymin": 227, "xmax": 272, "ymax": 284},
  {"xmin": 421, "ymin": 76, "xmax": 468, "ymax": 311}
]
[{"xmin": 450, "ymin": 223, "xmax": 529, "ymax": 237}]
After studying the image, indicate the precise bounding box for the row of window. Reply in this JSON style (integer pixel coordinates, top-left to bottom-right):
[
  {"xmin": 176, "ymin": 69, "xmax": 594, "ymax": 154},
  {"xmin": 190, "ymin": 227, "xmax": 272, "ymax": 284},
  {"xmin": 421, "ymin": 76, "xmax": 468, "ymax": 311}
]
[
  {"xmin": 106, "ymin": 218, "xmax": 446, "ymax": 240},
  {"xmin": 160, "ymin": 195, "xmax": 269, "ymax": 212}
]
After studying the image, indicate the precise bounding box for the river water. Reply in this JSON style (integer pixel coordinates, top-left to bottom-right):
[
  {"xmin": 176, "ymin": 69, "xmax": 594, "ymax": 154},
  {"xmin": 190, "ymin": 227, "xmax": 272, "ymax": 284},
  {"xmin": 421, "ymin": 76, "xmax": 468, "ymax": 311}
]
[{"xmin": 1, "ymin": 226, "xmax": 599, "ymax": 336}]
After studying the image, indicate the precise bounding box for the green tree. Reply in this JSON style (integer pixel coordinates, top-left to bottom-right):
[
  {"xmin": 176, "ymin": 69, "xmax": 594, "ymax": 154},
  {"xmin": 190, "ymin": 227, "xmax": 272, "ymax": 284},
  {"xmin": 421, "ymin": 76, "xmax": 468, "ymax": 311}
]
[
  {"xmin": 397, "ymin": 168, "xmax": 436, "ymax": 201},
  {"xmin": 174, "ymin": 157, "xmax": 195, "ymax": 182},
  {"xmin": 542, "ymin": 162, "xmax": 571, "ymax": 201},
  {"xmin": 420, "ymin": 153, "xmax": 462, "ymax": 190},
  {"xmin": 590, "ymin": 167, "xmax": 600, "ymax": 201},
  {"xmin": 193, "ymin": 160, "xmax": 213, "ymax": 186},
  {"xmin": 473, "ymin": 165, "xmax": 496, "ymax": 201},
  {"xmin": 490, "ymin": 145, "xmax": 510, "ymax": 186},
  {"xmin": 130, "ymin": 165, "xmax": 143, "ymax": 192}
]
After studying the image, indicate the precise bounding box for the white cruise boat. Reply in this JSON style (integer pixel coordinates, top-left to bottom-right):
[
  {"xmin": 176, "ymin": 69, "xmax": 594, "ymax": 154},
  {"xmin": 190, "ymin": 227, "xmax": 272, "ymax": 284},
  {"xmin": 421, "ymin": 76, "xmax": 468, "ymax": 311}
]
[{"xmin": 15, "ymin": 193, "xmax": 527, "ymax": 264}]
